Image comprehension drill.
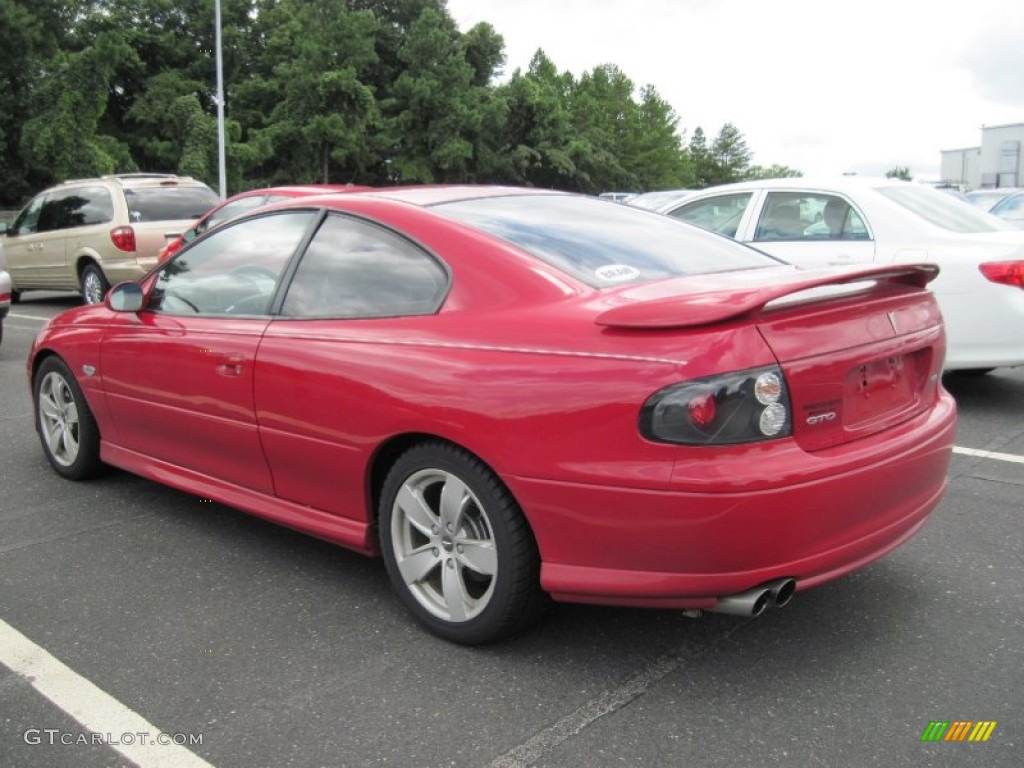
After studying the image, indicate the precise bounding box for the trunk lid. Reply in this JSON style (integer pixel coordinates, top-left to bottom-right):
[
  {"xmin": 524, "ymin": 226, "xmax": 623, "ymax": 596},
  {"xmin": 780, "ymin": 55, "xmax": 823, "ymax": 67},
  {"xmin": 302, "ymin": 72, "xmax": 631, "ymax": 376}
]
[
  {"xmin": 596, "ymin": 264, "xmax": 945, "ymax": 452},
  {"xmin": 756, "ymin": 278, "xmax": 944, "ymax": 452}
]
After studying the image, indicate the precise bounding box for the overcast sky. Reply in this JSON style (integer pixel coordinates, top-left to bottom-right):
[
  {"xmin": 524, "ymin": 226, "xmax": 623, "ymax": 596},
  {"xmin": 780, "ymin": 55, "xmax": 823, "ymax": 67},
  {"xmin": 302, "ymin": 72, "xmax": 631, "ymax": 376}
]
[{"xmin": 445, "ymin": 0, "xmax": 1024, "ymax": 180}]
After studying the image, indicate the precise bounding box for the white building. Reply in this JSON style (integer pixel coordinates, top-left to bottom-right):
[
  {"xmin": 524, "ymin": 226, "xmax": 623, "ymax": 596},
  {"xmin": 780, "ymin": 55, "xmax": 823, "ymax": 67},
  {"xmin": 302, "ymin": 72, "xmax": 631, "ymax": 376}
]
[{"xmin": 940, "ymin": 122, "xmax": 1024, "ymax": 191}]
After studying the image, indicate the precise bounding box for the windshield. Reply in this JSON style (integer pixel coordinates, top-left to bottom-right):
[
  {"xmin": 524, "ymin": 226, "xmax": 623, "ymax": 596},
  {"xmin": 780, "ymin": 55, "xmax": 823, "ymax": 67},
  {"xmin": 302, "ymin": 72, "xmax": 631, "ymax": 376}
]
[
  {"xmin": 432, "ymin": 194, "xmax": 780, "ymax": 288},
  {"xmin": 125, "ymin": 185, "xmax": 219, "ymax": 223},
  {"xmin": 874, "ymin": 185, "xmax": 1011, "ymax": 233}
]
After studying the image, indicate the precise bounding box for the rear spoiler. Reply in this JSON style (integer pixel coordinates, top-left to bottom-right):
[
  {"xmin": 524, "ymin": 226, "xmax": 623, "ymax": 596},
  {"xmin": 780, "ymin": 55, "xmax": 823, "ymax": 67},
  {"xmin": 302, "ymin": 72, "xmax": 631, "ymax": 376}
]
[{"xmin": 594, "ymin": 264, "xmax": 939, "ymax": 330}]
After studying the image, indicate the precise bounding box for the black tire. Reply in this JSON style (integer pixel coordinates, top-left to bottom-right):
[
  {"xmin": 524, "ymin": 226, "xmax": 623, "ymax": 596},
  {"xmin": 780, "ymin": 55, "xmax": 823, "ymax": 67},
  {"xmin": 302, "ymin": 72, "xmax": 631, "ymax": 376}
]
[
  {"xmin": 33, "ymin": 356, "xmax": 105, "ymax": 480},
  {"xmin": 11, "ymin": 290, "xmax": 21, "ymax": 304},
  {"xmin": 81, "ymin": 263, "xmax": 110, "ymax": 305},
  {"xmin": 0, "ymin": 318, "xmax": 4, "ymax": 347},
  {"xmin": 379, "ymin": 441, "xmax": 546, "ymax": 644}
]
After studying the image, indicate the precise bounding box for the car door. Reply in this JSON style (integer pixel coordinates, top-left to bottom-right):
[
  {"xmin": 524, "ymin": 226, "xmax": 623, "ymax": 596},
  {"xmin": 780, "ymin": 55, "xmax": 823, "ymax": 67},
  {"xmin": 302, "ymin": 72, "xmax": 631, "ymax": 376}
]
[
  {"xmin": 745, "ymin": 191, "xmax": 876, "ymax": 268},
  {"xmin": 3, "ymin": 193, "xmax": 69, "ymax": 289},
  {"xmin": 100, "ymin": 210, "xmax": 317, "ymax": 493},
  {"xmin": 665, "ymin": 192, "xmax": 755, "ymax": 239},
  {"xmin": 254, "ymin": 212, "xmax": 449, "ymax": 520}
]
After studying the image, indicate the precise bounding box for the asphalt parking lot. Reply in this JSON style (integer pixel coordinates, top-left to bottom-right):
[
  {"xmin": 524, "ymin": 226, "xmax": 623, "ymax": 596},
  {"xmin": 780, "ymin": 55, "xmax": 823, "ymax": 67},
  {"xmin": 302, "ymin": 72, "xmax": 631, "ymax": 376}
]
[{"xmin": 2, "ymin": 293, "xmax": 1021, "ymax": 768}]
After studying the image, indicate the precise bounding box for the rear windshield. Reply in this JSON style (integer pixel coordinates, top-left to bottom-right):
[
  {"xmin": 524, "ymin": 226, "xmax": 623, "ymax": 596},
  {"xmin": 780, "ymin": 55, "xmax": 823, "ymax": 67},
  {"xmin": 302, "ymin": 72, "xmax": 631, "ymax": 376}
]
[
  {"xmin": 124, "ymin": 185, "xmax": 218, "ymax": 223},
  {"xmin": 874, "ymin": 185, "xmax": 1011, "ymax": 233},
  {"xmin": 432, "ymin": 194, "xmax": 779, "ymax": 287}
]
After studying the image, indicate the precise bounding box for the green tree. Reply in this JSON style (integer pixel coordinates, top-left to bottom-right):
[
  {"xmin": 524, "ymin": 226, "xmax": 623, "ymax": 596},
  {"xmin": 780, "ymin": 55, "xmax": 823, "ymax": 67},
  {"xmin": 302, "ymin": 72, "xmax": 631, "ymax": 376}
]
[
  {"xmin": 387, "ymin": 6, "xmax": 490, "ymax": 183},
  {"xmin": 745, "ymin": 164, "xmax": 803, "ymax": 180},
  {"xmin": 20, "ymin": 31, "xmax": 139, "ymax": 180},
  {"xmin": 493, "ymin": 50, "xmax": 579, "ymax": 188},
  {"xmin": 239, "ymin": 0, "xmax": 381, "ymax": 184},
  {"xmin": 0, "ymin": 0, "xmax": 67, "ymax": 203},
  {"xmin": 566, "ymin": 64, "xmax": 639, "ymax": 193},
  {"xmin": 689, "ymin": 126, "xmax": 714, "ymax": 188},
  {"xmin": 625, "ymin": 86, "xmax": 693, "ymax": 191},
  {"xmin": 708, "ymin": 122, "xmax": 751, "ymax": 185},
  {"xmin": 886, "ymin": 166, "xmax": 912, "ymax": 181}
]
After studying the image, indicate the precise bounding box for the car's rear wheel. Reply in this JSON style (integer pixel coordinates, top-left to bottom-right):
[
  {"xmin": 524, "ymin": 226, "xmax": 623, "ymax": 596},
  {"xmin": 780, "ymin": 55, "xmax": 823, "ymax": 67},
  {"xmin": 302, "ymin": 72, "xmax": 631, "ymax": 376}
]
[
  {"xmin": 34, "ymin": 357, "xmax": 104, "ymax": 480},
  {"xmin": 81, "ymin": 263, "xmax": 109, "ymax": 305},
  {"xmin": 379, "ymin": 442, "xmax": 545, "ymax": 644}
]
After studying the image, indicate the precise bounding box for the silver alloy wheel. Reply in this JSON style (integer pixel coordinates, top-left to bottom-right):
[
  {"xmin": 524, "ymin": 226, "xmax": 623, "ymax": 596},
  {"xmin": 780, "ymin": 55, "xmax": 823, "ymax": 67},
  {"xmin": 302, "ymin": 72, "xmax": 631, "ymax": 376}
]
[
  {"xmin": 82, "ymin": 269, "xmax": 105, "ymax": 304},
  {"xmin": 390, "ymin": 468, "xmax": 498, "ymax": 622},
  {"xmin": 37, "ymin": 371, "xmax": 81, "ymax": 467}
]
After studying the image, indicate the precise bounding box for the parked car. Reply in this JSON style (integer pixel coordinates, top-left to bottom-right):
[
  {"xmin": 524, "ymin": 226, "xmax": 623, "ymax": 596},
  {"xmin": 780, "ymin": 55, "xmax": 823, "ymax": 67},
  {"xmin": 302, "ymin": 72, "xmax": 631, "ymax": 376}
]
[
  {"xmin": 988, "ymin": 191, "xmax": 1024, "ymax": 228},
  {"xmin": 625, "ymin": 189, "xmax": 695, "ymax": 211},
  {"xmin": 964, "ymin": 187, "xmax": 1021, "ymax": 211},
  {"xmin": 597, "ymin": 191, "xmax": 637, "ymax": 203},
  {"xmin": 0, "ymin": 247, "xmax": 10, "ymax": 347},
  {"xmin": 662, "ymin": 178, "xmax": 1024, "ymax": 373},
  {"xmin": 1, "ymin": 174, "xmax": 217, "ymax": 304},
  {"xmin": 29, "ymin": 187, "xmax": 956, "ymax": 643},
  {"xmin": 158, "ymin": 184, "xmax": 367, "ymax": 262}
]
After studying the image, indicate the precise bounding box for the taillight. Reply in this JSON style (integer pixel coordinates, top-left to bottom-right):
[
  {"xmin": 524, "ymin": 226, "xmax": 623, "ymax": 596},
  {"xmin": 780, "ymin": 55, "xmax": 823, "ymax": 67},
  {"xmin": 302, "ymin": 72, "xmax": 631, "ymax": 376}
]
[
  {"xmin": 979, "ymin": 261, "xmax": 1024, "ymax": 288},
  {"xmin": 110, "ymin": 226, "xmax": 136, "ymax": 252},
  {"xmin": 640, "ymin": 366, "xmax": 793, "ymax": 445},
  {"xmin": 158, "ymin": 238, "xmax": 183, "ymax": 263}
]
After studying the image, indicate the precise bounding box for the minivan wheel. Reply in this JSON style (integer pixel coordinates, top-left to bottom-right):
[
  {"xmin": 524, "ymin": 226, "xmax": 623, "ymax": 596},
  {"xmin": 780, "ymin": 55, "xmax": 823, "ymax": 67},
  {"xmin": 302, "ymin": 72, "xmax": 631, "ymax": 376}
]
[
  {"xmin": 81, "ymin": 264, "xmax": 110, "ymax": 305},
  {"xmin": 379, "ymin": 442, "xmax": 545, "ymax": 644}
]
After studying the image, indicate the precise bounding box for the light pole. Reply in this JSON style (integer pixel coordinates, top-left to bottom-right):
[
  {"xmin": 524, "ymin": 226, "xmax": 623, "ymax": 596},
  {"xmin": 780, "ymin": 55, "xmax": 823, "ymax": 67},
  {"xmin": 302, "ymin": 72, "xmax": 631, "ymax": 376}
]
[{"xmin": 214, "ymin": 0, "xmax": 227, "ymax": 198}]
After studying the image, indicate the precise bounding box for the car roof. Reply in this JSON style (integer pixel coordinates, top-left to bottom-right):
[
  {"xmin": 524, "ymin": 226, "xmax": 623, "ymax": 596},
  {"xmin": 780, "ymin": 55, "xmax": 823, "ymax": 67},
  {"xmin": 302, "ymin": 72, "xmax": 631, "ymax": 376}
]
[
  {"xmin": 283, "ymin": 185, "xmax": 567, "ymax": 208},
  {"xmin": 688, "ymin": 177, "xmax": 918, "ymax": 196},
  {"xmin": 57, "ymin": 173, "xmax": 211, "ymax": 190}
]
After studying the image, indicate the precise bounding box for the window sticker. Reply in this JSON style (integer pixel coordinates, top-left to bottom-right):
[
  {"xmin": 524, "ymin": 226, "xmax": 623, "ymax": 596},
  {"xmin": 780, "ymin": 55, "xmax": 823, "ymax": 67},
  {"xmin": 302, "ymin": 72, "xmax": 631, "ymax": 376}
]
[{"xmin": 595, "ymin": 264, "xmax": 641, "ymax": 283}]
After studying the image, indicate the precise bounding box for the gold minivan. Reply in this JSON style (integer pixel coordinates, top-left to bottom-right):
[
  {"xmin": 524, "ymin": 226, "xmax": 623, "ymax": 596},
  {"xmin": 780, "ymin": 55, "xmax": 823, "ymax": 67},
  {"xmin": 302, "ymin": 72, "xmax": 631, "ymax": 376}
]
[{"xmin": 0, "ymin": 174, "xmax": 217, "ymax": 304}]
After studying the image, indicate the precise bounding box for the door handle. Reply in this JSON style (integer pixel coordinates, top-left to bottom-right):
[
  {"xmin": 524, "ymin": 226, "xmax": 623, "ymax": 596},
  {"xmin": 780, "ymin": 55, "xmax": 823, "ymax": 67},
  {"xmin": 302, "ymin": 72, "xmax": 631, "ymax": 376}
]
[{"xmin": 215, "ymin": 354, "xmax": 246, "ymax": 377}]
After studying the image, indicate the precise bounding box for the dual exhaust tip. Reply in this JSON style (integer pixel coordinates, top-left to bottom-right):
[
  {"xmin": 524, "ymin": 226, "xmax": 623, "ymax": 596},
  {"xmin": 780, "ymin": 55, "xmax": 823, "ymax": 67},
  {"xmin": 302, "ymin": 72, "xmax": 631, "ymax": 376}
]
[{"xmin": 707, "ymin": 577, "xmax": 797, "ymax": 617}]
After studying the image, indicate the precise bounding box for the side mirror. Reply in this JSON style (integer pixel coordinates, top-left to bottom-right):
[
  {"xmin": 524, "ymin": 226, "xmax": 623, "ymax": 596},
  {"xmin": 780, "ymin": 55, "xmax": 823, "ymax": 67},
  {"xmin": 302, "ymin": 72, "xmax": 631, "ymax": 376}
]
[{"xmin": 108, "ymin": 282, "xmax": 144, "ymax": 312}]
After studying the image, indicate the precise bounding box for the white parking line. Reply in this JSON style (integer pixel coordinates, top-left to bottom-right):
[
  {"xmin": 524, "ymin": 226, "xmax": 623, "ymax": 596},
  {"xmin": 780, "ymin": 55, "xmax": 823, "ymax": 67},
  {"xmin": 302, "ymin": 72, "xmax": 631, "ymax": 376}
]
[
  {"xmin": 7, "ymin": 312, "xmax": 48, "ymax": 322},
  {"xmin": 0, "ymin": 619, "xmax": 215, "ymax": 768},
  {"xmin": 953, "ymin": 446, "xmax": 1024, "ymax": 465}
]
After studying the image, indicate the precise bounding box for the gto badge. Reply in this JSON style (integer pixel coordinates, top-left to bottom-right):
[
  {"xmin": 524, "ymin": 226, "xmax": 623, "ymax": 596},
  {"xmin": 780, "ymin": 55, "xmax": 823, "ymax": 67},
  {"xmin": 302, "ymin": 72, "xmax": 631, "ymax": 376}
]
[{"xmin": 806, "ymin": 412, "xmax": 837, "ymax": 425}]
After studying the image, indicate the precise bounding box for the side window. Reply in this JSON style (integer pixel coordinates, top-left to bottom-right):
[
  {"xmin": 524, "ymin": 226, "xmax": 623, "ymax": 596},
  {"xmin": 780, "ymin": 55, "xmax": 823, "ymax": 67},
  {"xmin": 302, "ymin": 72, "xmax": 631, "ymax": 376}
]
[
  {"xmin": 199, "ymin": 196, "xmax": 268, "ymax": 235},
  {"xmin": 11, "ymin": 195, "xmax": 45, "ymax": 236},
  {"xmin": 75, "ymin": 186, "xmax": 115, "ymax": 226},
  {"xmin": 755, "ymin": 193, "xmax": 871, "ymax": 242},
  {"xmin": 39, "ymin": 187, "xmax": 114, "ymax": 231},
  {"xmin": 38, "ymin": 193, "xmax": 72, "ymax": 232},
  {"xmin": 150, "ymin": 211, "xmax": 315, "ymax": 316},
  {"xmin": 281, "ymin": 215, "xmax": 448, "ymax": 319},
  {"xmin": 668, "ymin": 193, "xmax": 752, "ymax": 237}
]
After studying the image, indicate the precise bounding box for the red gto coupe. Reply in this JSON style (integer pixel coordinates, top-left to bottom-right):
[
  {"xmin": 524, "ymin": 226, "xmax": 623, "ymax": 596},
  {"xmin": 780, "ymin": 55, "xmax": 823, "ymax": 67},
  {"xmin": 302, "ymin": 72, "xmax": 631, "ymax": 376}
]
[{"xmin": 29, "ymin": 186, "xmax": 957, "ymax": 644}]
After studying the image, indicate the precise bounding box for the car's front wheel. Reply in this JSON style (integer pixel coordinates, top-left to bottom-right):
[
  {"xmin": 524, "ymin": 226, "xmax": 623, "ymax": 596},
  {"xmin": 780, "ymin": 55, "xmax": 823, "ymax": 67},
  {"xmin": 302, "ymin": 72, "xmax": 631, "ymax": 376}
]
[
  {"xmin": 379, "ymin": 442, "xmax": 545, "ymax": 644},
  {"xmin": 81, "ymin": 263, "xmax": 110, "ymax": 305},
  {"xmin": 34, "ymin": 356, "xmax": 104, "ymax": 480}
]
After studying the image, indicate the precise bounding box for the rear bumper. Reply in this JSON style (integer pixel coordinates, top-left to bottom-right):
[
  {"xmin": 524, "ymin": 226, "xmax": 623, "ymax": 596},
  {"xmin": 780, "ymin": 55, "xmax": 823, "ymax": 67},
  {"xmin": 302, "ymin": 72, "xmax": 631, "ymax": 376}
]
[
  {"xmin": 511, "ymin": 391, "xmax": 956, "ymax": 609},
  {"xmin": 100, "ymin": 259, "xmax": 150, "ymax": 284}
]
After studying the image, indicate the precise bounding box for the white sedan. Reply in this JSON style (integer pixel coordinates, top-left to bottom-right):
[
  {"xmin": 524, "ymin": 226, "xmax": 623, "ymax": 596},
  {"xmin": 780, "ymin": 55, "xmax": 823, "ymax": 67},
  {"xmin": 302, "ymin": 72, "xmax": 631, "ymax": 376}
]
[{"xmin": 661, "ymin": 178, "xmax": 1024, "ymax": 373}]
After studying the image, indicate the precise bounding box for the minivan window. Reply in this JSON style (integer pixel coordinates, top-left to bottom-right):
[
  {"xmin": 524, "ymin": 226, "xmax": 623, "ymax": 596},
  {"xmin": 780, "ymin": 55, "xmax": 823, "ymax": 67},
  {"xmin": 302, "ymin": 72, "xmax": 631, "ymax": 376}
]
[
  {"xmin": 124, "ymin": 186, "xmax": 218, "ymax": 223},
  {"xmin": 38, "ymin": 186, "xmax": 114, "ymax": 231}
]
